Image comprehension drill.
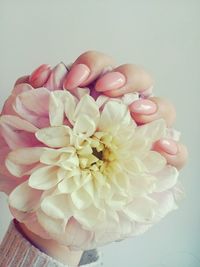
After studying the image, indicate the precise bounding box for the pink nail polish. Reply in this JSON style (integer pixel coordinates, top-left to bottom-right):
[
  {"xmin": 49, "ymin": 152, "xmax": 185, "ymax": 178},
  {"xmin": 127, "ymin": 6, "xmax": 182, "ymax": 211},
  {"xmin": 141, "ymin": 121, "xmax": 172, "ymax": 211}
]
[
  {"xmin": 29, "ymin": 64, "xmax": 51, "ymax": 88},
  {"xmin": 63, "ymin": 64, "xmax": 90, "ymax": 90},
  {"xmin": 157, "ymin": 139, "xmax": 178, "ymax": 155},
  {"xmin": 95, "ymin": 72, "xmax": 126, "ymax": 92},
  {"xmin": 130, "ymin": 99, "xmax": 157, "ymax": 115}
]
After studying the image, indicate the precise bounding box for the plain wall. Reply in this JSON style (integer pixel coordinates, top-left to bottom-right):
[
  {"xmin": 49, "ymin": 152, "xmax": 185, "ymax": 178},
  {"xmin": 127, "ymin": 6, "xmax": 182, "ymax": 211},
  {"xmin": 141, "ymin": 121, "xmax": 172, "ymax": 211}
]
[{"xmin": 0, "ymin": 1, "xmax": 199, "ymax": 266}]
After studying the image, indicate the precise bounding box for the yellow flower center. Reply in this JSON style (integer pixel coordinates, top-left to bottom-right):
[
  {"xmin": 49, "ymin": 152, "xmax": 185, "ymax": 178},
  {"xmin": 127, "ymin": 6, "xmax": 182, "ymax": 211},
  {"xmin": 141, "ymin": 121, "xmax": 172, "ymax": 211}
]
[{"xmin": 77, "ymin": 131, "xmax": 118, "ymax": 176}]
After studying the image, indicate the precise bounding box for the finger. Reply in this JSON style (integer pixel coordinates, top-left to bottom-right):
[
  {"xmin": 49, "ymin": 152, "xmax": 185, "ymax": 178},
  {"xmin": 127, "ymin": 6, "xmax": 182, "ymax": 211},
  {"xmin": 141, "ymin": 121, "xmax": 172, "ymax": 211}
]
[
  {"xmin": 129, "ymin": 97, "xmax": 176, "ymax": 127},
  {"xmin": 63, "ymin": 50, "xmax": 115, "ymax": 90},
  {"xmin": 95, "ymin": 64, "xmax": 153, "ymax": 97},
  {"xmin": 153, "ymin": 139, "xmax": 188, "ymax": 170}
]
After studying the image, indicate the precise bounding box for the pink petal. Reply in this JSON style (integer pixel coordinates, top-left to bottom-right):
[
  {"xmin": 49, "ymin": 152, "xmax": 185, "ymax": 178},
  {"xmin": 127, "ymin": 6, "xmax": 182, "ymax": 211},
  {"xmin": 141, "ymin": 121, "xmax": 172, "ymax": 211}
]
[
  {"xmin": 5, "ymin": 147, "xmax": 44, "ymax": 177},
  {"xmin": 10, "ymin": 209, "xmax": 51, "ymax": 239},
  {"xmin": 9, "ymin": 180, "xmax": 43, "ymax": 212},
  {"xmin": 13, "ymin": 88, "xmax": 50, "ymax": 128},
  {"xmin": 0, "ymin": 174, "xmax": 27, "ymax": 195},
  {"xmin": 44, "ymin": 62, "xmax": 68, "ymax": 91},
  {"xmin": 0, "ymin": 115, "xmax": 39, "ymax": 149},
  {"xmin": 123, "ymin": 196, "xmax": 158, "ymax": 223},
  {"xmin": 1, "ymin": 84, "xmax": 33, "ymax": 116},
  {"xmin": 154, "ymin": 165, "xmax": 179, "ymax": 192}
]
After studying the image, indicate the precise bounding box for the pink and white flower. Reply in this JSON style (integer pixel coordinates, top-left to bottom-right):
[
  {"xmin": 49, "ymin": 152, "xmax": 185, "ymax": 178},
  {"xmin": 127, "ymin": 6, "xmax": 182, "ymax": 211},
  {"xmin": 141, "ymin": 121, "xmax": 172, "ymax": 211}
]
[{"xmin": 0, "ymin": 63, "xmax": 183, "ymax": 250}]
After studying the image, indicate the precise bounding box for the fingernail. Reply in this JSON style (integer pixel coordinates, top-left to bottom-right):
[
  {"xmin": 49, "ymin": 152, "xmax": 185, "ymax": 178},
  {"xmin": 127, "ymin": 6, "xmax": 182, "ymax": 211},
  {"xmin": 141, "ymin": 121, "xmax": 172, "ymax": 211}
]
[
  {"xmin": 157, "ymin": 139, "xmax": 178, "ymax": 155},
  {"xmin": 130, "ymin": 99, "xmax": 157, "ymax": 115},
  {"xmin": 29, "ymin": 64, "xmax": 51, "ymax": 88},
  {"xmin": 63, "ymin": 64, "xmax": 90, "ymax": 90},
  {"xmin": 95, "ymin": 72, "xmax": 126, "ymax": 92}
]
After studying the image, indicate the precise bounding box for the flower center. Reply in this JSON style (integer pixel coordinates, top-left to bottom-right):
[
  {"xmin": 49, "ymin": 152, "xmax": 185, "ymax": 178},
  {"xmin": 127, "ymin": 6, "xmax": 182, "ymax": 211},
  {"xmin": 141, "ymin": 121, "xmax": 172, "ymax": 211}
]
[{"xmin": 76, "ymin": 131, "xmax": 118, "ymax": 174}]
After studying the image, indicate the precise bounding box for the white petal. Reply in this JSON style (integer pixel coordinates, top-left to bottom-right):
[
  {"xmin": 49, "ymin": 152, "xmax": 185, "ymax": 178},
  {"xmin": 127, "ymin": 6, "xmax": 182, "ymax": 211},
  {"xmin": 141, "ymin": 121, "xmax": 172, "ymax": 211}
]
[
  {"xmin": 35, "ymin": 125, "xmax": 72, "ymax": 147},
  {"xmin": 131, "ymin": 221, "xmax": 153, "ymax": 236},
  {"xmin": 73, "ymin": 94, "xmax": 100, "ymax": 124},
  {"xmin": 142, "ymin": 151, "xmax": 167, "ymax": 173},
  {"xmin": 165, "ymin": 128, "xmax": 181, "ymax": 141},
  {"xmin": 29, "ymin": 166, "xmax": 60, "ymax": 190},
  {"xmin": 155, "ymin": 165, "xmax": 179, "ymax": 192},
  {"xmin": 74, "ymin": 205, "xmax": 105, "ymax": 229},
  {"xmin": 135, "ymin": 119, "xmax": 166, "ymax": 143},
  {"xmin": 63, "ymin": 217, "xmax": 94, "ymax": 249},
  {"xmin": 45, "ymin": 62, "xmax": 68, "ymax": 91},
  {"xmin": 83, "ymin": 180, "xmax": 95, "ymax": 199},
  {"xmin": 122, "ymin": 157, "xmax": 147, "ymax": 175},
  {"xmin": 58, "ymin": 177, "xmax": 79, "ymax": 193},
  {"xmin": 68, "ymin": 87, "xmax": 90, "ymax": 100},
  {"xmin": 172, "ymin": 182, "xmax": 185, "ymax": 203},
  {"xmin": 37, "ymin": 208, "xmax": 67, "ymax": 236},
  {"xmin": 98, "ymin": 101, "xmax": 130, "ymax": 134},
  {"xmin": 129, "ymin": 136, "xmax": 151, "ymax": 157},
  {"xmin": 118, "ymin": 211, "xmax": 133, "ymax": 237},
  {"xmin": 49, "ymin": 90, "xmax": 77, "ymax": 126},
  {"xmin": 5, "ymin": 147, "xmax": 44, "ymax": 177},
  {"xmin": 111, "ymin": 171, "xmax": 130, "ymax": 193},
  {"xmin": 130, "ymin": 174, "xmax": 156, "ymax": 196},
  {"xmin": 49, "ymin": 92, "xmax": 64, "ymax": 126},
  {"xmin": 40, "ymin": 147, "xmax": 79, "ymax": 170},
  {"xmin": 73, "ymin": 114, "xmax": 96, "ymax": 137},
  {"xmin": 121, "ymin": 92, "xmax": 139, "ymax": 106},
  {"xmin": 123, "ymin": 196, "xmax": 158, "ymax": 223},
  {"xmin": 151, "ymin": 191, "xmax": 178, "ymax": 222},
  {"xmin": 71, "ymin": 188, "xmax": 93, "ymax": 210},
  {"xmin": 41, "ymin": 194, "xmax": 73, "ymax": 219},
  {"xmin": 94, "ymin": 217, "xmax": 120, "ymax": 245},
  {"xmin": 107, "ymin": 194, "xmax": 128, "ymax": 209},
  {"xmin": 9, "ymin": 181, "xmax": 42, "ymax": 212}
]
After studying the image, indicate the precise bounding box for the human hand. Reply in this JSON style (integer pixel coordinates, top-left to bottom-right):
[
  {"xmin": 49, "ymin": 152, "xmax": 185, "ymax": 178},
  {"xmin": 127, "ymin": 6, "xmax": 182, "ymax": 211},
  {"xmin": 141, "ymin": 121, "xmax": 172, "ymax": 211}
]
[
  {"xmin": 63, "ymin": 50, "xmax": 188, "ymax": 170},
  {"xmin": 2, "ymin": 50, "xmax": 188, "ymax": 266}
]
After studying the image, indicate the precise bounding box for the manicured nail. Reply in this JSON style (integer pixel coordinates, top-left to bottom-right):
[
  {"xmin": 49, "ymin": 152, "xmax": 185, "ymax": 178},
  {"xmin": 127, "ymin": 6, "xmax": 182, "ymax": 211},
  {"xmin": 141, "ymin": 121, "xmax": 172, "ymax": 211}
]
[
  {"xmin": 29, "ymin": 64, "xmax": 51, "ymax": 88},
  {"xmin": 157, "ymin": 139, "xmax": 178, "ymax": 155},
  {"xmin": 95, "ymin": 72, "xmax": 126, "ymax": 92},
  {"xmin": 63, "ymin": 64, "xmax": 90, "ymax": 90},
  {"xmin": 130, "ymin": 99, "xmax": 157, "ymax": 115}
]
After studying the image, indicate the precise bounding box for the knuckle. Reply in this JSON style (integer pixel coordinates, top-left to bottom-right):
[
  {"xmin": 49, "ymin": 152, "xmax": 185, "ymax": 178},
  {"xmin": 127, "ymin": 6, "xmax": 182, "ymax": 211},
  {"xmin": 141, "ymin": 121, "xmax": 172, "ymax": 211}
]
[{"xmin": 76, "ymin": 50, "xmax": 114, "ymax": 67}]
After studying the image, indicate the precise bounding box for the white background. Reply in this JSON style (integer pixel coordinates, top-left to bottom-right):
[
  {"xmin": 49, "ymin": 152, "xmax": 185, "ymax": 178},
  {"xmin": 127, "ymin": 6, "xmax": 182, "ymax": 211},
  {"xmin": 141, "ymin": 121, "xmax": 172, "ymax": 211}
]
[{"xmin": 0, "ymin": 1, "xmax": 199, "ymax": 266}]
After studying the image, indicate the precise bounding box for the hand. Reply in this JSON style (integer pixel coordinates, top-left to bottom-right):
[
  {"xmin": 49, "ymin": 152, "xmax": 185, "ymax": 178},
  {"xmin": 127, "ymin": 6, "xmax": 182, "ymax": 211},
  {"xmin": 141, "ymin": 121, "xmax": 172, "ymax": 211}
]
[
  {"xmin": 64, "ymin": 50, "xmax": 188, "ymax": 170},
  {"xmin": 14, "ymin": 50, "xmax": 187, "ymax": 266}
]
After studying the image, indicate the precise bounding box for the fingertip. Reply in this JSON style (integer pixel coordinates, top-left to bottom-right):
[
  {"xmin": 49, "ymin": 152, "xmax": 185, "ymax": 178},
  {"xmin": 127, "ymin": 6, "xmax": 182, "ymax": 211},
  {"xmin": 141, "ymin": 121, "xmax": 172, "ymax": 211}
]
[
  {"xmin": 153, "ymin": 141, "xmax": 188, "ymax": 170},
  {"xmin": 95, "ymin": 72, "xmax": 126, "ymax": 92},
  {"xmin": 63, "ymin": 64, "xmax": 90, "ymax": 90}
]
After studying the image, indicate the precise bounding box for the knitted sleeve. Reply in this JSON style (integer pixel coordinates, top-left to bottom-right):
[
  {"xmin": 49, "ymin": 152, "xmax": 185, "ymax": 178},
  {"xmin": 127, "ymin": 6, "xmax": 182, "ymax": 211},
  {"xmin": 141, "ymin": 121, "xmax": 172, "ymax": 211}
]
[{"xmin": 0, "ymin": 221, "xmax": 102, "ymax": 267}]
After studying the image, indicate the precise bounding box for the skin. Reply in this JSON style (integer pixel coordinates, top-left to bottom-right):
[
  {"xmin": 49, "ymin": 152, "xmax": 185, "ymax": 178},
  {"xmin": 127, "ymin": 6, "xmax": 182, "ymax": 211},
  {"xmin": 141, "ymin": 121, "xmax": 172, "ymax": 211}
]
[{"xmin": 18, "ymin": 50, "xmax": 188, "ymax": 266}]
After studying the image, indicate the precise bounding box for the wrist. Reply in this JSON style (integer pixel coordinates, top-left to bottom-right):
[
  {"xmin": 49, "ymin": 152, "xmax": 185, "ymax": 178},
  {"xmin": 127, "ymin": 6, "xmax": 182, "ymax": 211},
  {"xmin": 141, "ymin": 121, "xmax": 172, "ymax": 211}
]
[{"xmin": 15, "ymin": 220, "xmax": 83, "ymax": 267}]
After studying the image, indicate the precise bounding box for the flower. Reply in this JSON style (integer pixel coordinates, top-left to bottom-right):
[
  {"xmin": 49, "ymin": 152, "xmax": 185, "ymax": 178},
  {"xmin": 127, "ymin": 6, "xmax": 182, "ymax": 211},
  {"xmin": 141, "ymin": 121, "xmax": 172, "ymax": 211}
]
[{"xmin": 0, "ymin": 63, "xmax": 183, "ymax": 250}]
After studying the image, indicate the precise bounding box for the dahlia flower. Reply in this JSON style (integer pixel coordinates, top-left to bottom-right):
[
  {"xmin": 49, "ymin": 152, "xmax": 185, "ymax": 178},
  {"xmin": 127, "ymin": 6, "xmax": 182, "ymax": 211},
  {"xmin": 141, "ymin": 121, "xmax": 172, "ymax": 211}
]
[{"xmin": 0, "ymin": 63, "xmax": 183, "ymax": 250}]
